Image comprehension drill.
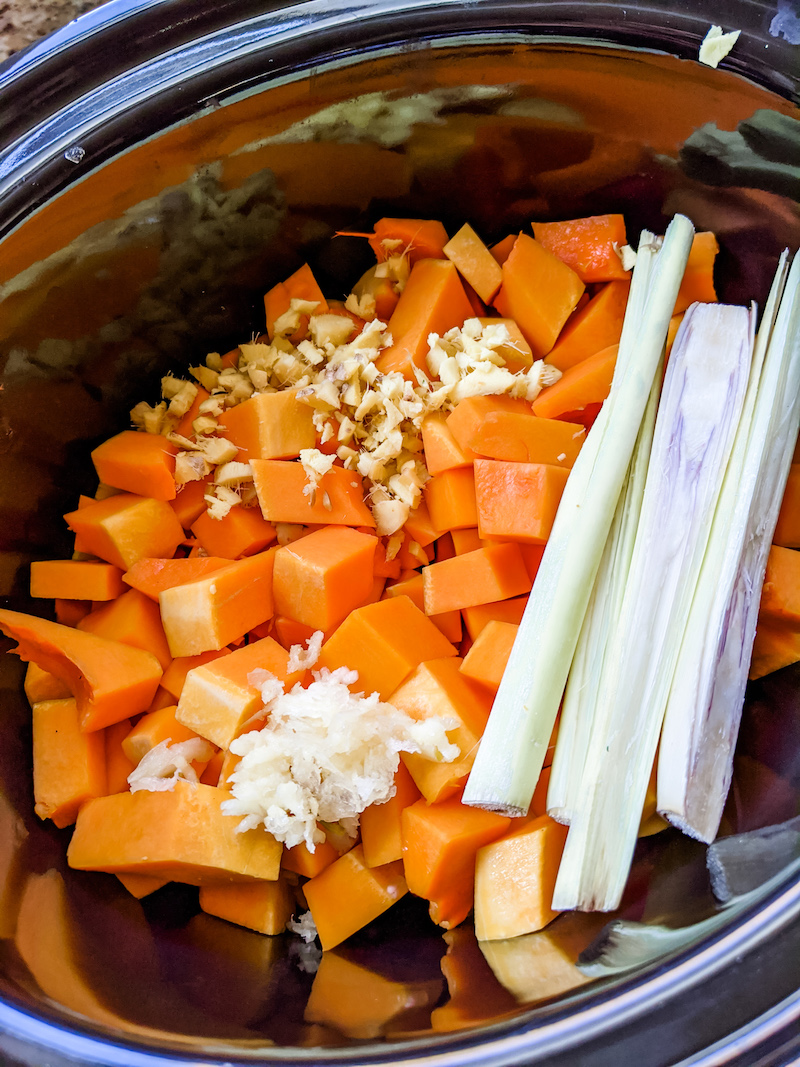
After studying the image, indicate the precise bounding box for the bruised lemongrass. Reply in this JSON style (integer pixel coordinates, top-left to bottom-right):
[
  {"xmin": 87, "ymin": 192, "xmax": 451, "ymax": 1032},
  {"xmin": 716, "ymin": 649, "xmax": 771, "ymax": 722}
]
[
  {"xmin": 658, "ymin": 251, "xmax": 800, "ymax": 842},
  {"xmin": 547, "ymin": 358, "xmax": 661, "ymax": 825},
  {"xmin": 552, "ymin": 301, "xmax": 755, "ymax": 912},
  {"xmin": 462, "ymin": 215, "xmax": 694, "ymax": 817}
]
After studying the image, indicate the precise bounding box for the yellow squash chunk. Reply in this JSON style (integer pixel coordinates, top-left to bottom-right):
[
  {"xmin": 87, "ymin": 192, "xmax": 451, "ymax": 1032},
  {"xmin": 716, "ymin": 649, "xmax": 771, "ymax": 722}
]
[
  {"xmin": 33, "ymin": 699, "xmax": 107, "ymax": 828},
  {"xmin": 474, "ymin": 815, "xmax": 568, "ymax": 941},
  {"xmin": 67, "ymin": 780, "xmax": 282, "ymax": 884},
  {"xmin": 199, "ymin": 877, "xmax": 294, "ymax": 935},
  {"xmin": 216, "ymin": 388, "xmax": 316, "ymax": 460},
  {"xmin": 176, "ymin": 635, "xmax": 305, "ymax": 749},
  {"xmin": 158, "ymin": 549, "xmax": 276, "ymax": 657}
]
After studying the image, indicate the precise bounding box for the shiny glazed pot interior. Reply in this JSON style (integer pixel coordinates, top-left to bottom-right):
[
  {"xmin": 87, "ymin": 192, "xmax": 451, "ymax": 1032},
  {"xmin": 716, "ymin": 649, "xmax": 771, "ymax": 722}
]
[{"xmin": 1, "ymin": 1, "xmax": 800, "ymax": 1063}]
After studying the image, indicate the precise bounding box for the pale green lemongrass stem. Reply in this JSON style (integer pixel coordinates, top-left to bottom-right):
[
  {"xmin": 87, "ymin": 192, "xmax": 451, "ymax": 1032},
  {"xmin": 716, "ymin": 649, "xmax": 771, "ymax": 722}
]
[
  {"xmin": 659, "ymin": 252, "xmax": 800, "ymax": 842},
  {"xmin": 462, "ymin": 215, "xmax": 694, "ymax": 817},
  {"xmin": 553, "ymin": 302, "xmax": 754, "ymax": 911},
  {"xmin": 548, "ymin": 359, "xmax": 662, "ymax": 824}
]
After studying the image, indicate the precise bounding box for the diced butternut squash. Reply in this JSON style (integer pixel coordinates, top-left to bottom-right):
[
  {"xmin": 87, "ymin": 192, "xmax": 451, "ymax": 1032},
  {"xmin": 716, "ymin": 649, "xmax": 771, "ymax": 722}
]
[
  {"xmin": 368, "ymin": 218, "xmax": 449, "ymax": 264},
  {"xmin": 303, "ymin": 844, "xmax": 408, "ymax": 951},
  {"xmin": 546, "ymin": 280, "xmax": 629, "ymax": 372},
  {"xmin": 391, "ymin": 657, "xmax": 493, "ymax": 802},
  {"xmin": 475, "ymin": 317, "xmax": 534, "ymax": 373},
  {"xmin": 30, "ymin": 560, "xmax": 125, "ymax": 602},
  {"xmin": 64, "ymin": 494, "xmax": 185, "ymax": 570},
  {"xmin": 90, "ymin": 430, "xmax": 179, "ymax": 501},
  {"xmin": 376, "ymin": 259, "xmax": 473, "ymax": 378},
  {"xmin": 159, "ymin": 549, "xmax": 276, "ymax": 657},
  {"xmin": 351, "ymin": 264, "xmax": 401, "ymax": 321},
  {"xmin": 759, "ymin": 546, "xmax": 800, "ymax": 626},
  {"xmin": 474, "ymin": 815, "xmax": 568, "ymax": 940},
  {"xmin": 490, "ymin": 234, "xmax": 516, "ymax": 265},
  {"xmin": 54, "ymin": 599, "xmax": 92, "ymax": 627},
  {"xmin": 116, "ymin": 873, "xmax": 167, "ymax": 898},
  {"xmin": 446, "ymin": 395, "xmax": 532, "ymax": 453},
  {"xmin": 402, "ymin": 498, "xmax": 440, "ymax": 548},
  {"xmin": 401, "ymin": 797, "xmax": 511, "ymax": 929},
  {"xmin": 122, "ymin": 556, "xmax": 231, "ymax": 600},
  {"xmin": 273, "ymin": 525, "xmax": 376, "ymax": 632},
  {"xmin": 216, "ymin": 389, "xmax": 316, "ymax": 461},
  {"xmin": 282, "ymin": 836, "xmax": 340, "ymax": 878},
  {"xmin": 121, "ymin": 704, "xmax": 204, "ymax": 763},
  {"xmin": 532, "ymin": 214, "xmax": 629, "ymax": 283},
  {"xmin": 170, "ymin": 477, "xmax": 212, "ymax": 529},
  {"xmin": 77, "ymin": 588, "xmax": 172, "ymax": 670},
  {"xmin": 382, "ymin": 573, "xmax": 462, "ymax": 643},
  {"xmin": 443, "ymin": 223, "xmax": 504, "ymax": 304},
  {"xmin": 422, "ymin": 543, "xmax": 532, "ymax": 615},
  {"xmin": 532, "ymin": 343, "xmax": 618, "ymax": 420},
  {"xmin": 473, "ymin": 459, "xmax": 569, "ymax": 544},
  {"xmin": 451, "ymin": 528, "xmax": 486, "ymax": 555},
  {"xmin": 33, "ymin": 698, "xmax": 107, "ymax": 827},
  {"xmin": 0, "ymin": 609, "xmax": 162, "ymax": 731},
  {"xmin": 462, "ymin": 595, "xmax": 528, "ymax": 640},
  {"xmin": 750, "ymin": 622, "xmax": 800, "ymax": 680},
  {"xmin": 191, "ymin": 506, "xmax": 277, "ymax": 560},
  {"xmin": 316, "ymin": 596, "xmax": 457, "ymax": 701},
  {"xmin": 468, "ymin": 412, "xmax": 585, "ymax": 467},
  {"xmin": 774, "ymin": 465, "xmax": 800, "ymax": 548},
  {"xmin": 176, "ymin": 635, "xmax": 305, "ymax": 749},
  {"xmin": 493, "ymin": 234, "xmax": 585, "ymax": 357},
  {"xmin": 160, "ymin": 648, "xmax": 231, "ymax": 700},
  {"xmin": 424, "ymin": 467, "xmax": 478, "ymax": 531},
  {"xmin": 421, "ymin": 413, "xmax": 476, "ymax": 476},
  {"xmin": 175, "ymin": 387, "xmax": 210, "ymax": 439},
  {"xmin": 199, "ymin": 878, "xmax": 294, "ymax": 935},
  {"xmin": 361, "ymin": 762, "xmax": 422, "ymax": 868},
  {"xmin": 264, "ymin": 262, "xmax": 329, "ymax": 343},
  {"xmin": 67, "ymin": 780, "xmax": 282, "ymax": 883},
  {"xmin": 271, "ymin": 616, "xmax": 319, "ymax": 652},
  {"xmin": 104, "ymin": 719, "xmax": 136, "ymax": 794},
  {"xmin": 24, "ymin": 662, "xmax": 71, "ymax": 704},
  {"xmin": 460, "ymin": 620, "xmax": 518, "ymax": 693},
  {"xmin": 251, "ymin": 460, "xmax": 374, "ymax": 526},
  {"xmin": 674, "ymin": 231, "xmax": 718, "ymax": 315}
]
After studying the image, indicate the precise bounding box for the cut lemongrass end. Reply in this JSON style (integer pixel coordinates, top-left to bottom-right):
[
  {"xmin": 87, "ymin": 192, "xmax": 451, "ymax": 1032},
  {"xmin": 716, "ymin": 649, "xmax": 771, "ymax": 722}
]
[
  {"xmin": 552, "ymin": 301, "xmax": 755, "ymax": 912},
  {"xmin": 658, "ymin": 250, "xmax": 800, "ymax": 843},
  {"xmin": 462, "ymin": 215, "xmax": 694, "ymax": 818}
]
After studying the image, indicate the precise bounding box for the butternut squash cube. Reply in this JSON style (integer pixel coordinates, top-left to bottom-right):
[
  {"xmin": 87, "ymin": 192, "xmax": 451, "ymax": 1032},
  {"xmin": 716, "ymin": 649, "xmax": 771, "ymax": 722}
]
[
  {"xmin": 67, "ymin": 780, "xmax": 282, "ymax": 884},
  {"xmin": 121, "ymin": 704, "xmax": 205, "ymax": 763},
  {"xmin": 216, "ymin": 388, "xmax": 316, "ymax": 460},
  {"xmin": 199, "ymin": 877, "xmax": 294, "ymax": 935},
  {"xmin": 78, "ymin": 588, "xmax": 172, "ymax": 671},
  {"xmin": 33, "ymin": 699, "xmax": 106, "ymax": 828},
  {"xmin": 63, "ymin": 493, "xmax": 185, "ymax": 570},
  {"xmin": 30, "ymin": 560, "xmax": 126, "ymax": 602}
]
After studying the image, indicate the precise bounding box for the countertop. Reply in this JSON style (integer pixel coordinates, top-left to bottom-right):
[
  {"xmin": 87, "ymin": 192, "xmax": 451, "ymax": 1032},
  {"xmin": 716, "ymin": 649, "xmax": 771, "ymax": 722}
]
[{"xmin": 1, "ymin": 0, "xmax": 106, "ymax": 63}]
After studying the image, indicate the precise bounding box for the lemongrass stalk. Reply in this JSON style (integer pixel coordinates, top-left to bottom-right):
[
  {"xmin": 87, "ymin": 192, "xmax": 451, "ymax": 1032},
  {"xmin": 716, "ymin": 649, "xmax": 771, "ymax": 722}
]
[
  {"xmin": 553, "ymin": 301, "xmax": 755, "ymax": 912},
  {"xmin": 462, "ymin": 215, "xmax": 694, "ymax": 817},
  {"xmin": 658, "ymin": 251, "xmax": 800, "ymax": 842},
  {"xmin": 547, "ymin": 360, "xmax": 661, "ymax": 824}
]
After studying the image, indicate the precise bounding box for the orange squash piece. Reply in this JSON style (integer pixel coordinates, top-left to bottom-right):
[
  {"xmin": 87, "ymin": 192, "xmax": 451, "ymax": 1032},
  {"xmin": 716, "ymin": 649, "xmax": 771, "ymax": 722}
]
[
  {"xmin": 474, "ymin": 814, "xmax": 568, "ymax": 940},
  {"xmin": 159, "ymin": 549, "xmax": 277, "ymax": 657},
  {"xmin": 773, "ymin": 465, "xmax": 800, "ymax": 548},
  {"xmin": 545, "ymin": 279, "xmax": 630, "ymax": 372},
  {"xmin": 67, "ymin": 780, "xmax": 282, "ymax": 883},
  {"xmin": 391, "ymin": 657, "xmax": 493, "ymax": 803},
  {"xmin": 446, "ymin": 395, "xmax": 532, "ymax": 452},
  {"xmin": 191, "ymin": 505, "xmax": 277, "ymax": 560},
  {"xmin": 423, "ymin": 467, "xmax": 478, "ymax": 532},
  {"xmin": 116, "ymin": 873, "xmax": 167, "ymax": 899},
  {"xmin": 32, "ymin": 698, "xmax": 107, "ymax": 828},
  {"xmin": 0, "ymin": 609, "xmax": 162, "ymax": 731},
  {"xmin": 532, "ymin": 343, "xmax": 618, "ymax": 420},
  {"xmin": 64, "ymin": 493, "xmax": 185, "ymax": 570},
  {"xmin": 361, "ymin": 762, "xmax": 422, "ymax": 868},
  {"xmin": 462, "ymin": 595, "xmax": 528, "ymax": 640},
  {"xmin": 104, "ymin": 719, "xmax": 136, "ymax": 794},
  {"xmin": 90, "ymin": 430, "xmax": 179, "ymax": 501},
  {"xmin": 468, "ymin": 412, "xmax": 585, "ymax": 468},
  {"xmin": 460, "ymin": 620, "xmax": 518, "ymax": 693},
  {"xmin": 199, "ymin": 878, "xmax": 294, "ymax": 935},
  {"xmin": 451, "ymin": 528, "xmax": 485, "ymax": 555},
  {"xmin": 490, "ymin": 234, "xmax": 516, "ymax": 266},
  {"xmin": 368, "ymin": 217, "xmax": 449, "ymax": 264},
  {"xmin": 421, "ymin": 411, "xmax": 475, "ymax": 477},
  {"xmin": 30, "ymin": 560, "xmax": 126, "ymax": 602},
  {"xmin": 54, "ymin": 599, "xmax": 92, "ymax": 627},
  {"xmin": 493, "ymin": 234, "xmax": 585, "ymax": 357},
  {"xmin": 216, "ymin": 388, "xmax": 316, "ymax": 461},
  {"xmin": 475, "ymin": 317, "xmax": 534, "ymax": 373},
  {"xmin": 251, "ymin": 459, "xmax": 375, "ymax": 527},
  {"xmin": 317, "ymin": 595, "xmax": 457, "ymax": 701},
  {"xmin": 422, "ymin": 543, "xmax": 532, "ymax": 615},
  {"xmin": 176, "ymin": 635, "xmax": 305, "ymax": 749},
  {"xmin": 282, "ymin": 836, "xmax": 340, "ymax": 878},
  {"xmin": 303, "ymin": 844, "xmax": 408, "ymax": 951},
  {"xmin": 382, "ymin": 573, "xmax": 462, "ymax": 644},
  {"xmin": 122, "ymin": 556, "xmax": 231, "ymax": 600},
  {"xmin": 750, "ymin": 623, "xmax": 800, "ymax": 680},
  {"xmin": 24, "ymin": 662, "xmax": 71, "ymax": 704},
  {"xmin": 264, "ymin": 262, "xmax": 329, "ymax": 343},
  {"xmin": 674, "ymin": 232, "xmax": 718, "ymax": 315},
  {"xmin": 78, "ymin": 588, "xmax": 172, "ymax": 670},
  {"xmin": 121, "ymin": 704, "xmax": 205, "ymax": 763},
  {"xmin": 532, "ymin": 214, "xmax": 629, "ymax": 283},
  {"xmin": 474, "ymin": 458, "xmax": 569, "ymax": 544},
  {"xmin": 376, "ymin": 259, "xmax": 473, "ymax": 378},
  {"xmin": 402, "ymin": 498, "xmax": 440, "ymax": 548},
  {"xmin": 401, "ymin": 796, "xmax": 511, "ymax": 929},
  {"xmin": 170, "ymin": 477, "xmax": 212, "ymax": 529},
  {"xmin": 443, "ymin": 223, "xmax": 504, "ymax": 304},
  {"xmin": 174, "ymin": 386, "xmax": 210, "ymax": 439},
  {"xmin": 760, "ymin": 546, "xmax": 800, "ymax": 626},
  {"xmin": 351, "ymin": 264, "xmax": 401, "ymax": 322},
  {"xmin": 273, "ymin": 525, "xmax": 376, "ymax": 632},
  {"xmin": 160, "ymin": 648, "xmax": 231, "ymax": 700}
]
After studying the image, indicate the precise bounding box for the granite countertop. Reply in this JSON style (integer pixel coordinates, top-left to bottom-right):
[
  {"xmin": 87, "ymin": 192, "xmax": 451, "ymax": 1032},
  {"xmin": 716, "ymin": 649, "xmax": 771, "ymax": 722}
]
[{"xmin": 0, "ymin": 0, "xmax": 107, "ymax": 63}]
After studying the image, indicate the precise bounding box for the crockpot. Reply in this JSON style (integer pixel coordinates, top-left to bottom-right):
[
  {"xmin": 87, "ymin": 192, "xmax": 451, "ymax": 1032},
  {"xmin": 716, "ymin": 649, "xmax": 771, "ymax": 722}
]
[{"xmin": 1, "ymin": 0, "xmax": 799, "ymax": 1063}]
